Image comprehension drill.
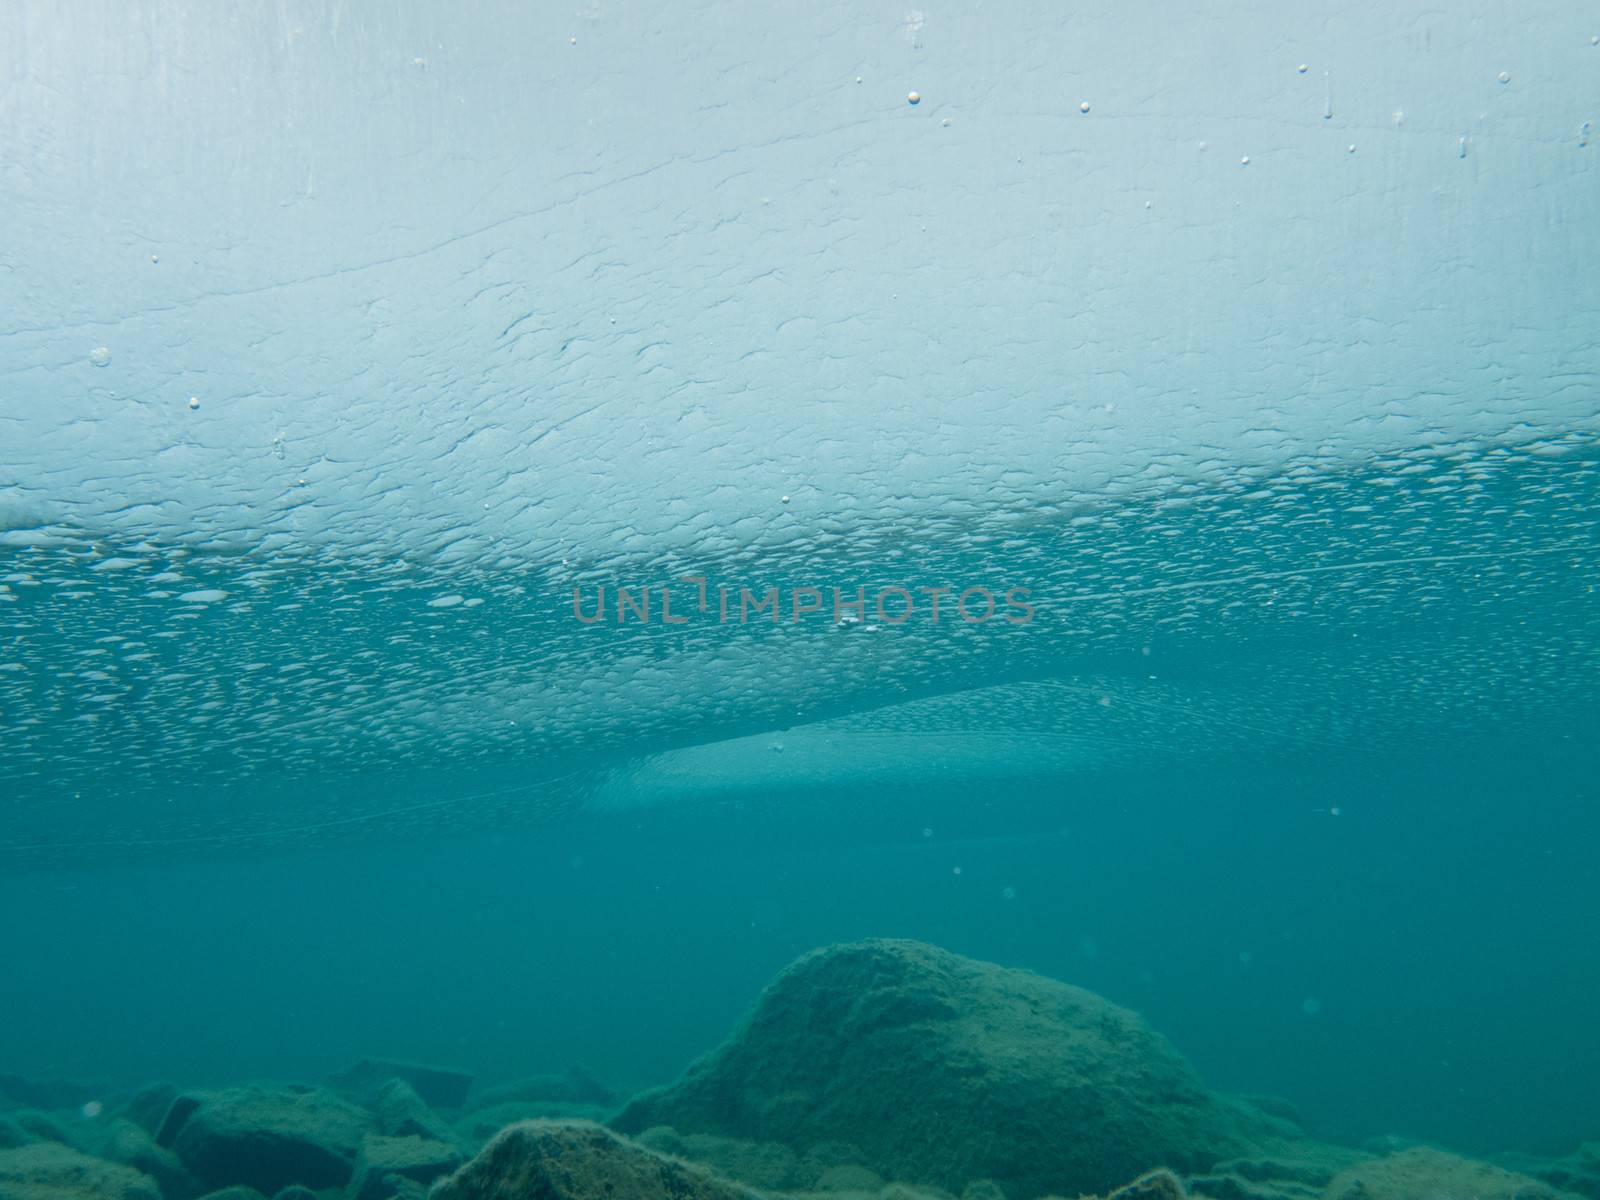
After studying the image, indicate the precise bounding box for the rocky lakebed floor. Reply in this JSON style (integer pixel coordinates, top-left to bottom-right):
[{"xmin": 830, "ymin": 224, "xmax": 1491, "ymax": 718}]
[{"xmin": 2, "ymin": 939, "xmax": 1596, "ymax": 1200}]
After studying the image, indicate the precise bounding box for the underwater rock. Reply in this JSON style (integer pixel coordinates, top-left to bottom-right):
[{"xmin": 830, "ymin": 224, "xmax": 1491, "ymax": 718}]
[
  {"xmin": 1322, "ymin": 1147, "xmax": 1581, "ymax": 1200},
  {"xmin": 348, "ymin": 1133, "xmax": 464, "ymax": 1200},
  {"xmin": 1184, "ymin": 1144, "xmax": 1372, "ymax": 1200},
  {"xmin": 1106, "ymin": 1170, "xmax": 1188, "ymax": 1200},
  {"xmin": 95, "ymin": 1118, "xmax": 198, "ymax": 1199},
  {"xmin": 326, "ymin": 1061, "xmax": 472, "ymax": 1111},
  {"xmin": 816, "ymin": 1163, "xmax": 887, "ymax": 1192},
  {"xmin": 632, "ymin": 1127, "xmax": 813, "ymax": 1190},
  {"xmin": 374, "ymin": 1079, "xmax": 458, "ymax": 1144},
  {"xmin": 431, "ymin": 1119, "xmax": 759, "ymax": 1200},
  {"xmin": 456, "ymin": 1101, "xmax": 614, "ymax": 1147},
  {"xmin": 0, "ymin": 1141, "xmax": 161, "ymax": 1200},
  {"xmin": 1500, "ymin": 1144, "xmax": 1600, "ymax": 1200},
  {"xmin": 613, "ymin": 939, "xmax": 1297, "ymax": 1198},
  {"xmin": 1224, "ymin": 1097, "xmax": 1306, "ymax": 1133},
  {"xmin": 120, "ymin": 1085, "xmax": 180, "ymax": 1139},
  {"xmin": 2, "ymin": 1113, "xmax": 73, "ymax": 1151},
  {"xmin": 0, "ymin": 1122, "xmax": 30, "ymax": 1153},
  {"xmin": 154, "ymin": 1083, "xmax": 375, "ymax": 1194}
]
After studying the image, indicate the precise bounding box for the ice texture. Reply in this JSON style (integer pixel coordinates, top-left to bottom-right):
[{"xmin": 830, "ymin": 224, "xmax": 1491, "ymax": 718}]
[{"xmin": 1, "ymin": 2, "xmax": 1597, "ymax": 862}]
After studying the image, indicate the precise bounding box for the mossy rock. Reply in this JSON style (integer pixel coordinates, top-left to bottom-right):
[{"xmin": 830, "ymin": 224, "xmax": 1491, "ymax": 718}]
[
  {"xmin": 0, "ymin": 1141, "xmax": 162, "ymax": 1200},
  {"xmin": 1323, "ymin": 1147, "xmax": 1583, "ymax": 1200},
  {"xmin": 614, "ymin": 939, "xmax": 1300, "ymax": 1199},
  {"xmin": 431, "ymin": 1119, "xmax": 760, "ymax": 1200}
]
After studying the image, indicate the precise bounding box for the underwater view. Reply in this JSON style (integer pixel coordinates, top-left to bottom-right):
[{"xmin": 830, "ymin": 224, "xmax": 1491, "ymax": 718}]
[{"xmin": 2, "ymin": 3, "xmax": 1598, "ymax": 1199}]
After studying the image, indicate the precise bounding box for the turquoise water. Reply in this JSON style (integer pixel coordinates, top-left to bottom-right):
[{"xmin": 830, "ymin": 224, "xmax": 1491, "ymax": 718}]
[{"xmin": 3, "ymin": 2, "xmax": 1599, "ymax": 1195}]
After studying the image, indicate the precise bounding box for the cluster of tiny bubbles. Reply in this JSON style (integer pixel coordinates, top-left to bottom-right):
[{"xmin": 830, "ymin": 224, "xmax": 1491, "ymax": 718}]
[{"xmin": 80, "ymin": 1101, "xmax": 103, "ymax": 1120}]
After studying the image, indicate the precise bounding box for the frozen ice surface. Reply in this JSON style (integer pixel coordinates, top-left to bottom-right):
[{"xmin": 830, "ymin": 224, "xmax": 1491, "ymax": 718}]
[{"xmin": 0, "ymin": 1, "xmax": 1596, "ymax": 863}]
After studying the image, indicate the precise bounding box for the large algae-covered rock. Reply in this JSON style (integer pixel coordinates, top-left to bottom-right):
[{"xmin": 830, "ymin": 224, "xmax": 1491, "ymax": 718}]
[
  {"xmin": 374, "ymin": 1079, "xmax": 457, "ymax": 1145},
  {"xmin": 348, "ymin": 1133, "xmax": 463, "ymax": 1200},
  {"xmin": 0, "ymin": 1141, "xmax": 161, "ymax": 1200},
  {"xmin": 614, "ymin": 939, "xmax": 1294, "ymax": 1199},
  {"xmin": 95, "ymin": 1118, "xmax": 198, "ymax": 1199},
  {"xmin": 438, "ymin": 1120, "xmax": 761, "ymax": 1200},
  {"xmin": 1501, "ymin": 1144, "xmax": 1600, "ymax": 1200},
  {"xmin": 432, "ymin": 1120, "xmax": 759, "ymax": 1200},
  {"xmin": 155, "ymin": 1083, "xmax": 375, "ymax": 1194},
  {"xmin": 1323, "ymin": 1147, "xmax": 1582, "ymax": 1200},
  {"xmin": 120, "ymin": 1084, "xmax": 180, "ymax": 1139},
  {"xmin": 1185, "ymin": 1143, "xmax": 1373, "ymax": 1200}
]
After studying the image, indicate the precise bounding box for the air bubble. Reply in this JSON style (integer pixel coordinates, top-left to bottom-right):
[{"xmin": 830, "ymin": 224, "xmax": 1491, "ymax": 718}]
[
  {"xmin": 88, "ymin": 347, "xmax": 111, "ymax": 367},
  {"xmin": 188, "ymin": 396, "xmax": 200, "ymax": 411},
  {"xmin": 1498, "ymin": 70, "xmax": 1510, "ymax": 84},
  {"xmin": 907, "ymin": 91, "xmax": 921, "ymax": 105},
  {"xmin": 1079, "ymin": 101, "xmax": 1090, "ymax": 113}
]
